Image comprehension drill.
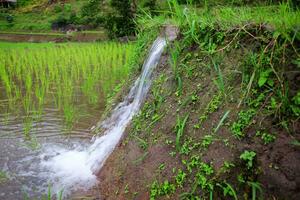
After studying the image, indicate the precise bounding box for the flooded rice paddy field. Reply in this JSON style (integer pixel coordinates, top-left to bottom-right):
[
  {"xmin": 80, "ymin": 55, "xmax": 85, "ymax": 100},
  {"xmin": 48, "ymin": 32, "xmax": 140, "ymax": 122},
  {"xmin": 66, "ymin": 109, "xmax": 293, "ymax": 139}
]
[{"xmin": 0, "ymin": 41, "xmax": 134, "ymax": 199}]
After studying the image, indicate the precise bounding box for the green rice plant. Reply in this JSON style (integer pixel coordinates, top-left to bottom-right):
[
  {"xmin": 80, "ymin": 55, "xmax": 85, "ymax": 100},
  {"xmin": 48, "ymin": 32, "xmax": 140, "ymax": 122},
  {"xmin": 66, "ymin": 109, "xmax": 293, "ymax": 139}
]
[
  {"xmin": 63, "ymin": 104, "xmax": 76, "ymax": 129},
  {"xmin": 0, "ymin": 41, "xmax": 135, "ymax": 133},
  {"xmin": 175, "ymin": 114, "xmax": 189, "ymax": 151},
  {"xmin": 23, "ymin": 117, "xmax": 33, "ymax": 140}
]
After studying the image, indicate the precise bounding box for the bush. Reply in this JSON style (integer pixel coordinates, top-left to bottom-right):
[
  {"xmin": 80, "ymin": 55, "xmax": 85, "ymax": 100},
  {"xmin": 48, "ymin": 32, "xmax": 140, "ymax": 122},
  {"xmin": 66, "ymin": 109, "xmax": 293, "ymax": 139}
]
[
  {"xmin": 105, "ymin": 0, "xmax": 135, "ymax": 38},
  {"xmin": 80, "ymin": 0, "xmax": 104, "ymax": 27}
]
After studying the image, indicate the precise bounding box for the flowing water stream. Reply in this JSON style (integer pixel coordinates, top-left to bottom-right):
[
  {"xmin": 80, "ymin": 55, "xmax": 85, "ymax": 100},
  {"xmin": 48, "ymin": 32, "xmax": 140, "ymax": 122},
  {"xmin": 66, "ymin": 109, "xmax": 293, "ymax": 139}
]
[{"xmin": 0, "ymin": 37, "xmax": 167, "ymax": 199}]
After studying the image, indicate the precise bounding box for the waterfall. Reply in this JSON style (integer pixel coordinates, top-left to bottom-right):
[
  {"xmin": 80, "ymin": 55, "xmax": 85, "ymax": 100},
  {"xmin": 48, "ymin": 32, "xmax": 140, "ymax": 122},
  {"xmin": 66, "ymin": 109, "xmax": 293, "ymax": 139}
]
[{"xmin": 41, "ymin": 37, "xmax": 167, "ymax": 195}]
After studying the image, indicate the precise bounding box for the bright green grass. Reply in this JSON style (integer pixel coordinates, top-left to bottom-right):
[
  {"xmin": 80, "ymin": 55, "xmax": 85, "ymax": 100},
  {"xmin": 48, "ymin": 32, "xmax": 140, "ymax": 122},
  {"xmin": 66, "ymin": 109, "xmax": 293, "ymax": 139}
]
[
  {"xmin": 139, "ymin": 2, "xmax": 299, "ymax": 37},
  {"xmin": 0, "ymin": 41, "xmax": 135, "ymax": 128}
]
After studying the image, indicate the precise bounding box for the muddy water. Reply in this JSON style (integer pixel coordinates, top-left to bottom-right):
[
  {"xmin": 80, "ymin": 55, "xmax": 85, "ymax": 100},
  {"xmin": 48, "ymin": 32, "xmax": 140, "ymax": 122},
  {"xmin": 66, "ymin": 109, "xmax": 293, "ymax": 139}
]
[{"xmin": 0, "ymin": 85, "xmax": 105, "ymax": 199}]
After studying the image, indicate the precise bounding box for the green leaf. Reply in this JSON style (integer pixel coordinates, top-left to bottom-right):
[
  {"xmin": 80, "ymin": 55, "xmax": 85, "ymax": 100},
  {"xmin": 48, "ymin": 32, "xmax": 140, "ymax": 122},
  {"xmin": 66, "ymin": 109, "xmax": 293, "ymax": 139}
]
[{"xmin": 258, "ymin": 69, "xmax": 272, "ymax": 87}]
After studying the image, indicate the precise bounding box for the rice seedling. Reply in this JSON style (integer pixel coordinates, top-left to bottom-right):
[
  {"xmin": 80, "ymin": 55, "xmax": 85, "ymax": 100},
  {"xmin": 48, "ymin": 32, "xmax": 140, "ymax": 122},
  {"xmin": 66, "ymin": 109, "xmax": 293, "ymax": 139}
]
[{"xmin": 0, "ymin": 41, "xmax": 135, "ymax": 136}]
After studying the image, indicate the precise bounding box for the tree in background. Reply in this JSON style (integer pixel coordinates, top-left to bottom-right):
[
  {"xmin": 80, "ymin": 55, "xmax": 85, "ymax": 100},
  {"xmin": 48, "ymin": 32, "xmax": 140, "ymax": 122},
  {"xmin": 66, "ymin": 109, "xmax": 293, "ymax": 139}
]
[
  {"xmin": 80, "ymin": 0, "xmax": 105, "ymax": 27},
  {"xmin": 105, "ymin": 0, "xmax": 136, "ymax": 38}
]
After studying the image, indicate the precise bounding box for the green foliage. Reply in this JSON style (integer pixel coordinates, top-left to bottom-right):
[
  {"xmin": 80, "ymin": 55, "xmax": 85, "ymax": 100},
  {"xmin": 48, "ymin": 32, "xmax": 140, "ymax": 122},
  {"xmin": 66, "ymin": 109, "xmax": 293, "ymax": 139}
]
[
  {"xmin": 80, "ymin": 0, "xmax": 104, "ymax": 27},
  {"xmin": 104, "ymin": 0, "xmax": 135, "ymax": 38},
  {"xmin": 240, "ymin": 150, "xmax": 256, "ymax": 169},
  {"xmin": 231, "ymin": 109, "xmax": 256, "ymax": 138},
  {"xmin": 201, "ymin": 135, "xmax": 213, "ymax": 148},
  {"xmin": 256, "ymin": 131, "xmax": 276, "ymax": 144},
  {"xmin": 195, "ymin": 93, "xmax": 222, "ymax": 128},
  {"xmin": 150, "ymin": 180, "xmax": 175, "ymax": 200},
  {"xmin": 216, "ymin": 182, "xmax": 238, "ymax": 200},
  {"xmin": 291, "ymin": 91, "xmax": 300, "ymax": 116},
  {"xmin": 175, "ymin": 114, "xmax": 189, "ymax": 151},
  {"xmin": 175, "ymin": 169, "xmax": 187, "ymax": 187}
]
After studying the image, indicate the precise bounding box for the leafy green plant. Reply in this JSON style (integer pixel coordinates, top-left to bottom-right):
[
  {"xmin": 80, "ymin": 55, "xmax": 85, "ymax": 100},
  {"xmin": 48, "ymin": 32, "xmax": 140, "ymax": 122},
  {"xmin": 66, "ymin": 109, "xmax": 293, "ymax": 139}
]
[
  {"xmin": 256, "ymin": 131, "xmax": 276, "ymax": 144},
  {"xmin": 291, "ymin": 91, "xmax": 300, "ymax": 116},
  {"xmin": 175, "ymin": 169, "xmax": 187, "ymax": 187},
  {"xmin": 201, "ymin": 135, "xmax": 213, "ymax": 148},
  {"xmin": 231, "ymin": 109, "xmax": 256, "ymax": 138},
  {"xmin": 240, "ymin": 150, "xmax": 256, "ymax": 169},
  {"xmin": 150, "ymin": 180, "xmax": 175, "ymax": 200}
]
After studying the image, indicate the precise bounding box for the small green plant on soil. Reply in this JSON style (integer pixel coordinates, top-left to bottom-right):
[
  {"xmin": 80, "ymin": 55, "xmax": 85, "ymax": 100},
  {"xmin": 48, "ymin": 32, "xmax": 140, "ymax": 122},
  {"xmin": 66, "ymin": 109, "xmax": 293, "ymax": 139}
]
[
  {"xmin": 291, "ymin": 91, "xmax": 300, "ymax": 116},
  {"xmin": 240, "ymin": 150, "xmax": 256, "ymax": 169},
  {"xmin": 216, "ymin": 182, "xmax": 238, "ymax": 200},
  {"xmin": 150, "ymin": 180, "xmax": 175, "ymax": 200},
  {"xmin": 201, "ymin": 134, "xmax": 214, "ymax": 148},
  {"xmin": 231, "ymin": 109, "xmax": 256, "ymax": 138},
  {"xmin": 175, "ymin": 169, "xmax": 187, "ymax": 188},
  {"xmin": 220, "ymin": 161, "xmax": 235, "ymax": 173},
  {"xmin": 256, "ymin": 131, "xmax": 276, "ymax": 144},
  {"xmin": 175, "ymin": 114, "xmax": 189, "ymax": 151},
  {"xmin": 194, "ymin": 93, "xmax": 222, "ymax": 129}
]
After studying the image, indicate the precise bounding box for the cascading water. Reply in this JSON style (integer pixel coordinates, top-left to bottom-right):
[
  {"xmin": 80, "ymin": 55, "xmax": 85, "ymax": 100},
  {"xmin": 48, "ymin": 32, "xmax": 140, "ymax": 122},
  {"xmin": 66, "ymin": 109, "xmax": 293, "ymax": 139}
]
[{"xmin": 39, "ymin": 37, "xmax": 167, "ymax": 196}]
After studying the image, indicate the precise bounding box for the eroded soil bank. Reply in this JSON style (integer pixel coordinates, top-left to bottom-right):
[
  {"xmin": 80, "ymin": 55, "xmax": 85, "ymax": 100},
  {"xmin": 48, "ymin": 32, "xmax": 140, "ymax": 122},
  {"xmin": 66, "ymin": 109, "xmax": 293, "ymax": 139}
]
[
  {"xmin": 91, "ymin": 24, "xmax": 300, "ymax": 200},
  {"xmin": 0, "ymin": 31, "xmax": 107, "ymax": 42}
]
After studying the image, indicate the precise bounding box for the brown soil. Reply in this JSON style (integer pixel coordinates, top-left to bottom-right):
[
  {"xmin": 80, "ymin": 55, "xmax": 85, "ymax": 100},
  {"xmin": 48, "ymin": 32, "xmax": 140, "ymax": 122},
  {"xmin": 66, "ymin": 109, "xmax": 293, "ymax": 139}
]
[{"xmin": 0, "ymin": 31, "xmax": 107, "ymax": 42}]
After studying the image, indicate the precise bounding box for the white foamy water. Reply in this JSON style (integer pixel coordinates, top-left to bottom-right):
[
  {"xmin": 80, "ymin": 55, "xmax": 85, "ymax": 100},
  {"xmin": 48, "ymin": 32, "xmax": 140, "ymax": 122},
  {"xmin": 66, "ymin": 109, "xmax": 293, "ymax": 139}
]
[{"xmin": 39, "ymin": 37, "xmax": 167, "ymax": 197}]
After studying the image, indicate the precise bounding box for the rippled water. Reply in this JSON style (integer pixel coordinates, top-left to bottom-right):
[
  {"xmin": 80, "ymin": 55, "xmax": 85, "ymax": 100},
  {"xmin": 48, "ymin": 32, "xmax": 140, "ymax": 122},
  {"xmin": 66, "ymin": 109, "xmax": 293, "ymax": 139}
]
[{"xmin": 0, "ymin": 90, "xmax": 105, "ymax": 199}]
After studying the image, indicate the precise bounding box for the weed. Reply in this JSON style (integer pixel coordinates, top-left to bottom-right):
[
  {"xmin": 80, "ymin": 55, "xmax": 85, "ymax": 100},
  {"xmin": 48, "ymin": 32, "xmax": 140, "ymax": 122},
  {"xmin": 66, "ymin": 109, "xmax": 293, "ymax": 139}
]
[
  {"xmin": 214, "ymin": 110, "xmax": 230, "ymax": 133},
  {"xmin": 231, "ymin": 109, "xmax": 256, "ymax": 138},
  {"xmin": 256, "ymin": 131, "xmax": 276, "ymax": 144},
  {"xmin": 290, "ymin": 140, "xmax": 300, "ymax": 146},
  {"xmin": 201, "ymin": 135, "xmax": 213, "ymax": 148},
  {"xmin": 150, "ymin": 180, "xmax": 175, "ymax": 200},
  {"xmin": 175, "ymin": 114, "xmax": 189, "ymax": 151},
  {"xmin": 195, "ymin": 93, "xmax": 222, "ymax": 128},
  {"xmin": 216, "ymin": 182, "xmax": 238, "ymax": 200},
  {"xmin": 248, "ymin": 181, "xmax": 263, "ymax": 200},
  {"xmin": 240, "ymin": 150, "xmax": 256, "ymax": 169},
  {"xmin": 220, "ymin": 161, "xmax": 235, "ymax": 173},
  {"xmin": 175, "ymin": 169, "xmax": 187, "ymax": 188},
  {"xmin": 212, "ymin": 59, "xmax": 225, "ymax": 95}
]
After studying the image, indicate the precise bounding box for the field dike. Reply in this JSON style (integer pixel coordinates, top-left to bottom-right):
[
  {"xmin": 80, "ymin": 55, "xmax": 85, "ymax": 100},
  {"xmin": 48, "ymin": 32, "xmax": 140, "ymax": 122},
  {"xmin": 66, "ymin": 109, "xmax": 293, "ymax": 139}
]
[{"xmin": 85, "ymin": 23, "xmax": 300, "ymax": 200}]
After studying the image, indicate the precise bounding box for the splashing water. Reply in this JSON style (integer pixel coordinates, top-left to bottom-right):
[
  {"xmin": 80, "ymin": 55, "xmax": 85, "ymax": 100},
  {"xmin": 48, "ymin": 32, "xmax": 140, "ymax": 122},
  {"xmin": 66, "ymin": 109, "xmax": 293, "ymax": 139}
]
[{"xmin": 39, "ymin": 37, "xmax": 167, "ymax": 196}]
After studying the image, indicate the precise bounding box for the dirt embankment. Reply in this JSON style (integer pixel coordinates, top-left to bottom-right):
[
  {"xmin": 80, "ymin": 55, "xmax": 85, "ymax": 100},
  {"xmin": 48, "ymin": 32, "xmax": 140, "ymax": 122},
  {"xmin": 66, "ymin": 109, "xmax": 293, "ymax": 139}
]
[
  {"xmin": 0, "ymin": 31, "xmax": 107, "ymax": 42},
  {"xmin": 83, "ymin": 25, "xmax": 299, "ymax": 200}
]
